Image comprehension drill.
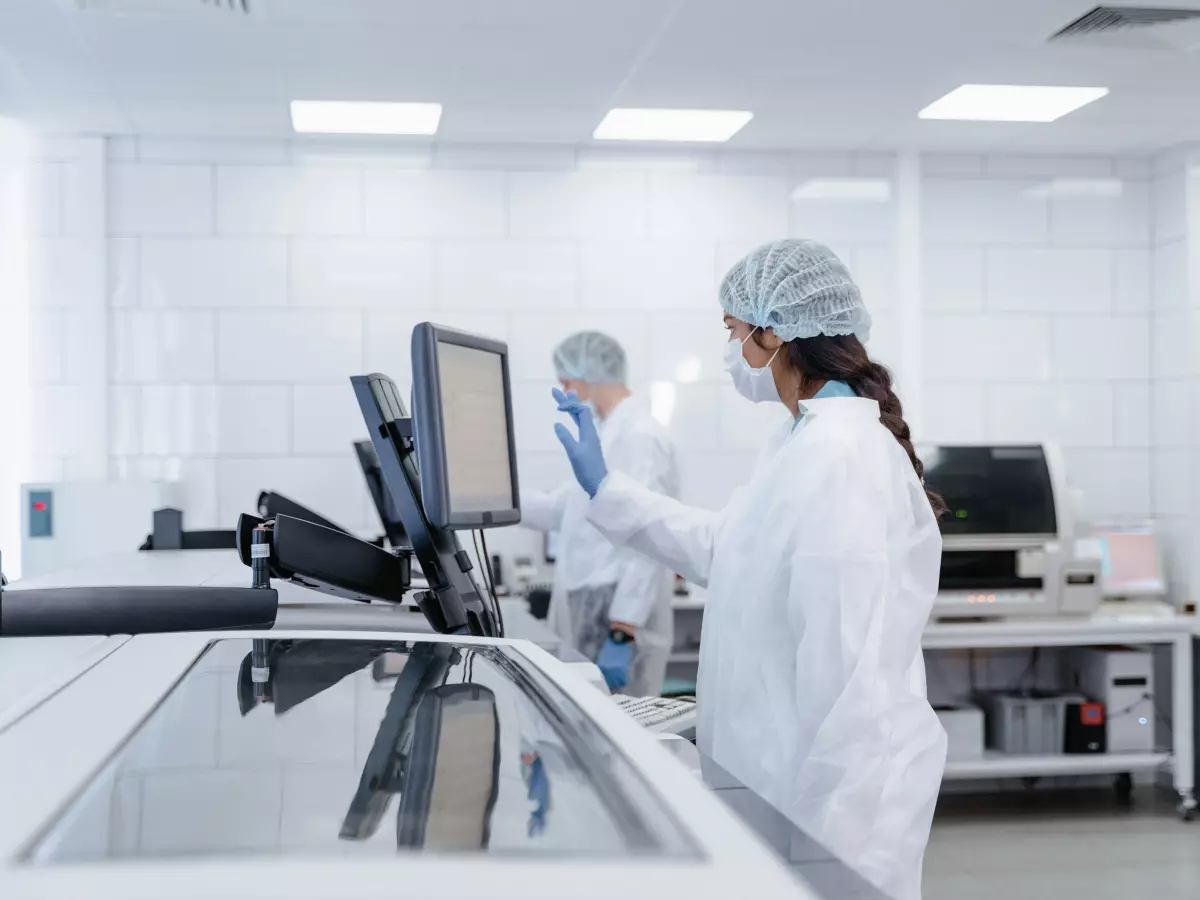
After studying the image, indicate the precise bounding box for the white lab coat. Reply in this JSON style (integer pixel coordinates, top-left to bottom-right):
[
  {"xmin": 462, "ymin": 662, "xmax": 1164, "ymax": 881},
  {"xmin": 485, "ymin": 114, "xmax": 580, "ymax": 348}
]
[
  {"xmin": 523, "ymin": 397, "xmax": 680, "ymax": 696},
  {"xmin": 587, "ymin": 396, "xmax": 946, "ymax": 900}
]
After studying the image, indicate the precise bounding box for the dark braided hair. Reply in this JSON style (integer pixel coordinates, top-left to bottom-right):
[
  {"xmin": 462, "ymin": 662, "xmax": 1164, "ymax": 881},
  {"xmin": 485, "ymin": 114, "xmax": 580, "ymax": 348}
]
[{"xmin": 753, "ymin": 331, "xmax": 946, "ymax": 518}]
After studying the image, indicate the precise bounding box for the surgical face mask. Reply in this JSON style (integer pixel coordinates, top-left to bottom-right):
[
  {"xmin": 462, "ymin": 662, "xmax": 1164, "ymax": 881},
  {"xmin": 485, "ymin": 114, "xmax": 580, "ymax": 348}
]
[{"xmin": 723, "ymin": 329, "xmax": 781, "ymax": 404}]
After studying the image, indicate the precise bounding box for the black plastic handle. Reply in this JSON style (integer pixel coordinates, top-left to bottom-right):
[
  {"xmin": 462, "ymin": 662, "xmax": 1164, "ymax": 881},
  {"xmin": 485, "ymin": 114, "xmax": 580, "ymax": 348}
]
[{"xmin": 0, "ymin": 586, "xmax": 279, "ymax": 637}]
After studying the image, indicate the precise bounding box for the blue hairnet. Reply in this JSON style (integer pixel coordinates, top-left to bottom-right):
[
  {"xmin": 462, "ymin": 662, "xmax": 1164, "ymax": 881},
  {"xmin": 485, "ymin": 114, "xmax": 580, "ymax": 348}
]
[
  {"xmin": 552, "ymin": 330, "xmax": 627, "ymax": 384},
  {"xmin": 719, "ymin": 239, "xmax": 871, "ymax": 342}
]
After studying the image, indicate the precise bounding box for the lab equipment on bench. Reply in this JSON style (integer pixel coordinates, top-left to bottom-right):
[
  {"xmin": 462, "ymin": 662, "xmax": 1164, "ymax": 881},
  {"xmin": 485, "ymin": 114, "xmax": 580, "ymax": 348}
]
[
  {"xmin": 935, "ymin": 704, "xmax": 984, "ymax": 761},
  {"xmin": 1092, "ymin": 523, "xmax": 1167, "ymax": 600},
  {"xmin": 2, "ymin": 323, "xmax": 513, "ymax": 640},
  {"xmin": 20, "ymin": 480, "xmax": 178, "ymax": 578},
  {"xmin": 409, "ymin": 323, "xmax": 521, "ymax": 530},
  {"xmin": 339, "ymin": 323, "xmax": 520, "ymax": 636},
  {"xmin": 1063, "ymin": 702, "xmax": 1107, "ymax": 754},
  {"xmin": 920, "ymin": 443, "xmax": 1102, "ymax": 620},
  {"xmin": 354, "ymin": 439, "xmax": 409, "ymax": 548},
  {"xmin": 257, "ymin": 490, "xmax": 351, "ymax": 535},
  {"xmin": 1071, "ymin": 648, "xmax": 1157, "ymax": 753},
  {"xmin": 613, "ymin": 694, "xmax": 697, "ymax": 735},
  {"xmin": 0, "ymin": 631, "xmax": 816, "ymax": 899},
  {"xmin": 978, "ymin": 690, "xmax": 1085, "ymax": 755},
  {"xmin": 138, "ymin": 507, "xmax": 236, "ymax": 551}
]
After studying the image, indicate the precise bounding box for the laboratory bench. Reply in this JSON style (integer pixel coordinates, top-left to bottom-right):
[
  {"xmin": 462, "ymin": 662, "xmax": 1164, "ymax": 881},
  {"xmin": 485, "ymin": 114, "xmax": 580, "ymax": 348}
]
[
  {"xmin": 670, "ymin": 593, "xmax": 1199, "ymax": 817},
  {"xmin": 697, "ymin": 751, "xmax": 891, "ymax": 900},
  {"xmin": 0, "ymin": 550, "xmax": 897, "ymax": 900}
]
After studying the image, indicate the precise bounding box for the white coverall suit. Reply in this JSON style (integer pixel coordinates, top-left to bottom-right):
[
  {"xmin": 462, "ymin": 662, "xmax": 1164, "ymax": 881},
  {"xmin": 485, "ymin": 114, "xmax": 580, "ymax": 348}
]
[
  {"xmin": 586, "ymin": 395, "xmax": 947, "ymax": 900},
  {"xmin": 523, "ymin": 397, "xmax": 680, "ymax": 696}
]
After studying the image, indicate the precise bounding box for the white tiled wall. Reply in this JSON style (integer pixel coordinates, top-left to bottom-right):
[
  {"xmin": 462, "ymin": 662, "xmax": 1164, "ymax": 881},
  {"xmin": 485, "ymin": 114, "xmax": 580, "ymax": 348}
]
[
  {"xmin": 22, "ymin": 140, "xmax": 1158, "ymax": 570},
  {"xmin": 921, "ymin": 160, "xmax": 1154, "ymax": 525},
  {"xmin": 1150, "ymin": 159, "xmax": 1200, "ymax": 604}
]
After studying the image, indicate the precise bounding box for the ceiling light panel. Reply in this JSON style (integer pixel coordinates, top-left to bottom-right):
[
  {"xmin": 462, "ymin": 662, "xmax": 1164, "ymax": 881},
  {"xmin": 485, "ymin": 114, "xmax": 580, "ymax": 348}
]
[
  {"xmin": 917, "ymin": 85, "xmax": 1108, "ymax": 123},
  {"xmin": 290, "ymin": 101, "xmax": 442, "ymax": 135},
  {"xmin": 593, "ymin": 108, "xmax": 753, "ymax": 143}
]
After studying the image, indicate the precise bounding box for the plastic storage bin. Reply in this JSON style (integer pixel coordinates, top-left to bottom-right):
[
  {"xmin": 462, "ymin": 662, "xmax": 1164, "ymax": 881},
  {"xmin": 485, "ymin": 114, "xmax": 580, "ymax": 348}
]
[{"xmin": 978, "ymin": 691, "xmax": 1085, "ymax": 755}]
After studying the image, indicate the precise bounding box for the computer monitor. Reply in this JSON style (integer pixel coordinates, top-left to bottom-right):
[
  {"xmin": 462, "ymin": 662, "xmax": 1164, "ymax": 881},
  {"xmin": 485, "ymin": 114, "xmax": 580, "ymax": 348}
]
[
  {"xmin": 1094, "ymin": 525, "xmax": 1167, "ymax": 598},
  {"xmin": 351, "ymin": 367, "xmax": 499, "ymax": 638},
  {"xmin": 921, "ymin": 445, "xmax": 1058, "ymax": 537},
  {"xmin": 354, "ymin": 440, "xmax": 408, "ymax": 548},
  {"xmin": 410, "ymin": 323, "xmax": 521, "ymax": 530}
]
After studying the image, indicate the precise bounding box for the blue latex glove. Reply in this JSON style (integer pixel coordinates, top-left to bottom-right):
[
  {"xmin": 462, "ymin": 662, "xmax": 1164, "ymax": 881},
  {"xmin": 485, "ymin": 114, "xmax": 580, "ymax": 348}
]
[
  {"xmin": 552, "ymin": 388, "xmax": 608, "ymax": 498},
  {"xmin": 596, "ymin": 636, "xmax": 634, "ymax": 692},
  {"xmin": 525, "ymin": 754, "xmax": 550, "ymax": 836}
]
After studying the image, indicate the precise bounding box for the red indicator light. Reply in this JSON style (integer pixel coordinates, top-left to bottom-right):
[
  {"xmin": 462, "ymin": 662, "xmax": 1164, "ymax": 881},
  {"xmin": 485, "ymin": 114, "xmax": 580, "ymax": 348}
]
[{"xmin": 32, "ymin": 501, "xmax": 46, "ymax": 512}]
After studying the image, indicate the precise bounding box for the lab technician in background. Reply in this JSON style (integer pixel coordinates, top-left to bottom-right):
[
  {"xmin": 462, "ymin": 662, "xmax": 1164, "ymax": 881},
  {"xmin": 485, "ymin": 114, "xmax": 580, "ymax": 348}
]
[
  {"xmin": 551, "ymin": 241, "xmax": 947, "ymax": 900},
  {"xmin": 521, "ymin": 331, "xmax": 680, "ymax": 696}
]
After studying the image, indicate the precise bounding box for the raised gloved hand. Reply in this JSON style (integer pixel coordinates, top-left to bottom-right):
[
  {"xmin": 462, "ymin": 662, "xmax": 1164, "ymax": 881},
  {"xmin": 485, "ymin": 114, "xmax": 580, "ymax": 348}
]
[
  {"xmin": 596, "ymin": 636, "xmax": 634, "ymax": 692},
  {"xmin": 552, "ymin": 388, "xmax": 608, "ymax": 498}
]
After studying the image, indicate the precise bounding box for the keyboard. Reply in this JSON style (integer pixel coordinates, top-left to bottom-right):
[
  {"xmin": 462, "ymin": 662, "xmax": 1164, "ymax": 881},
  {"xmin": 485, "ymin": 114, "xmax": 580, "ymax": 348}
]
[{"xmin": 613, "ymin": 695, "xmax": 697, "ymax": 735}]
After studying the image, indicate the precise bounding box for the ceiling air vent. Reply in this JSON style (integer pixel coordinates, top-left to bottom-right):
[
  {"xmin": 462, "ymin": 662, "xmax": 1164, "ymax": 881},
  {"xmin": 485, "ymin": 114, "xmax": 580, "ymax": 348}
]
[{"xmin": 1051, "ymin": 6, "xmax": 1200, "ymax": 47}]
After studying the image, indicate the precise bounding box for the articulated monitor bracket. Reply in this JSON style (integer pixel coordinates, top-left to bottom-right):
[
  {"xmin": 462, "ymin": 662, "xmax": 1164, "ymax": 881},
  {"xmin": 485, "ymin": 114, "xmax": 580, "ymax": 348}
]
[
  {"xmin": 352, "ymin": 372, "xmax": 500, "ymax": 639},
  {"xmin": 235, "ymin": 512, "xmax": 412, "ymax": 605}
]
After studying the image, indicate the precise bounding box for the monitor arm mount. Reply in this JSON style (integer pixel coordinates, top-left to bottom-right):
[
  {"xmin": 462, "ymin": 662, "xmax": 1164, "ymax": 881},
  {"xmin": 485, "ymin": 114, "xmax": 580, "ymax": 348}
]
[
  {"xmin": 351, "ymin": 378, "xmax": 500, "ymax": 641},
  {"xmin": 234, "ymin": 511, "xmax": 412, "ymax": 606}
]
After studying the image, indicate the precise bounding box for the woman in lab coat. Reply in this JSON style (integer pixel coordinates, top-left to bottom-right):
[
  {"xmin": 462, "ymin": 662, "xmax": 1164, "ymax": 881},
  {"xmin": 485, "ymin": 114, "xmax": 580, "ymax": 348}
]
[{"xmin": 551, "ymin": 240, "xmax": 947, "ymax": 900}]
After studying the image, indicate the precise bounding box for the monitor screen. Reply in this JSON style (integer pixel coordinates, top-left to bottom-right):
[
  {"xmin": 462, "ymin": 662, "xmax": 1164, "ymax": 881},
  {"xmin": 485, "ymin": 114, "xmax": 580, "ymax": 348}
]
[
  {"xmin": 921, "ymin": 445, "xmax": 1057, "ymax": 536},
  {"xmin": 436, "ymin": 341, "xmax": 515, "ymax": 516},
  {"xmin": 1096, "ymin": 527, "xmax": 1166, "ymax": 597}
]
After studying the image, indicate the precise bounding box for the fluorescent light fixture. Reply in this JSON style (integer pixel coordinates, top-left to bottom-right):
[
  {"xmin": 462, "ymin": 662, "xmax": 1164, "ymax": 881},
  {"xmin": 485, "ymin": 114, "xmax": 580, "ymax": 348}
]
[
  {"xmin": 1022, "ymin": 178, "xmax": 1124, "ymax": 200},
  {"xmin": 290, "ymin": 101, "xmax": 442, "ymax": 135},
  {"xmin": 792, "ymin": 178, "xmax": 892, "ymax": 202},
  {"xmin": 593, "ymin": 108, "xmax": 753, "ymax": 143},
  {"xmin": 918, "ymin": 84, "xmax": 1108, "ymax": 122}
]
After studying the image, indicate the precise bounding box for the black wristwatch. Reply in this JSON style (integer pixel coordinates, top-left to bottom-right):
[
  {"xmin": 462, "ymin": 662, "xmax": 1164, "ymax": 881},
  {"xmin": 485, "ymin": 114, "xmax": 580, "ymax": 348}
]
[{"xmin": 609, "ymin": 628, "xmax": 636, "ymax": 645}]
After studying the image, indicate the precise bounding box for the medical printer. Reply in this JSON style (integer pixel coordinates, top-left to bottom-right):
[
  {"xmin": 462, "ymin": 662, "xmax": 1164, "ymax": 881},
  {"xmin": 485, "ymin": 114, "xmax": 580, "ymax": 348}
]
[{"xmin": 920, "ymin": 444, "xmax": 1102, "ymax": 619}]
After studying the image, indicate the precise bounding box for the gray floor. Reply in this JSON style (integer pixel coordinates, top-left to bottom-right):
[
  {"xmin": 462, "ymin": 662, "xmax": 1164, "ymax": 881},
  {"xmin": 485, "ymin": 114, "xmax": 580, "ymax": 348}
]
[{"xmin": 925, "ymin": 788, "xmax": 1200, "ymax": 900}]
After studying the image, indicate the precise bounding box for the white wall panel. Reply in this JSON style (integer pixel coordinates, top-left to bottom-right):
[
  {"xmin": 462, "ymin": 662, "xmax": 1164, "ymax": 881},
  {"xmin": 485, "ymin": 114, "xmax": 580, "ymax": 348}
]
[
  {"xmin": 217, "ymin": 166, "xmax": 361, "ymax": 236},
  {"xmin": 439, "ymin": 240, "xmax": 579, "ymax": 310},
  {"xmin": 924, "ymin": 315, "xmax": 1052, "ymax": 382},
  {"xmin": 290, "ymin": 239, "xmax": 435, "ymax": 309},
  {"xmin": 582, "ymin": 241, "xmax": 715, "ymax": 311},
  {"xmin": 650, "ymin": 174, "xmax": 787, "ymax": 242},
  {"xmin": 142, "ymin": 238, "xmax": 286, "ymax": 308},
  {"xmin": 217, "ymin": 311, "xmax": 362, "ymax": 383},
  {"xmin": 110, "ymin": 310, "xmax": 217, "ymax": 383},
  {"xmin": 365, "ymin": 170, "xmax": 505, "ymax": 237},
  {"xmin": 292, "ymin": 384, "xmax": 372, "ymax": 455},
  {"xmin": 509, "ymin": 171, "xmax": 646, "ymax": 238},
  {"xmin": 109, "ymin": 164, "xmax": 212, "ymax": 236},
  {"xmin": 986, "ymin": 247, "xmax": 1113, "ymax": 313}
]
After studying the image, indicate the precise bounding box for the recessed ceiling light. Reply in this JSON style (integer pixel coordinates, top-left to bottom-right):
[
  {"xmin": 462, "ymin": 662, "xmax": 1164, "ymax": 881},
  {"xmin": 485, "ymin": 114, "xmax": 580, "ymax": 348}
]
[
  {"xmin": 791, "ymin": 178, "xmax": 892, "ymax": 202},
  {"xmin": 593, "ymin": 108, "xmax": 753, "ymax": 143},
  {"xmin": 290, "ymin": 101, "xmax": 442, "ymax": 135},
  {"xmin": 917, "ymin": 84, "xmax": 1108, "ymax": 123}
]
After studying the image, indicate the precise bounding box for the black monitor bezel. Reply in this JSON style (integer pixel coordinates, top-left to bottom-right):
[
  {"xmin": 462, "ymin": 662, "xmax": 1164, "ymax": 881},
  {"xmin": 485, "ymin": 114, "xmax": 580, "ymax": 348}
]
[{"xmin": 410, "ymin": 323, "xmax": 521, "ymax": 530}]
